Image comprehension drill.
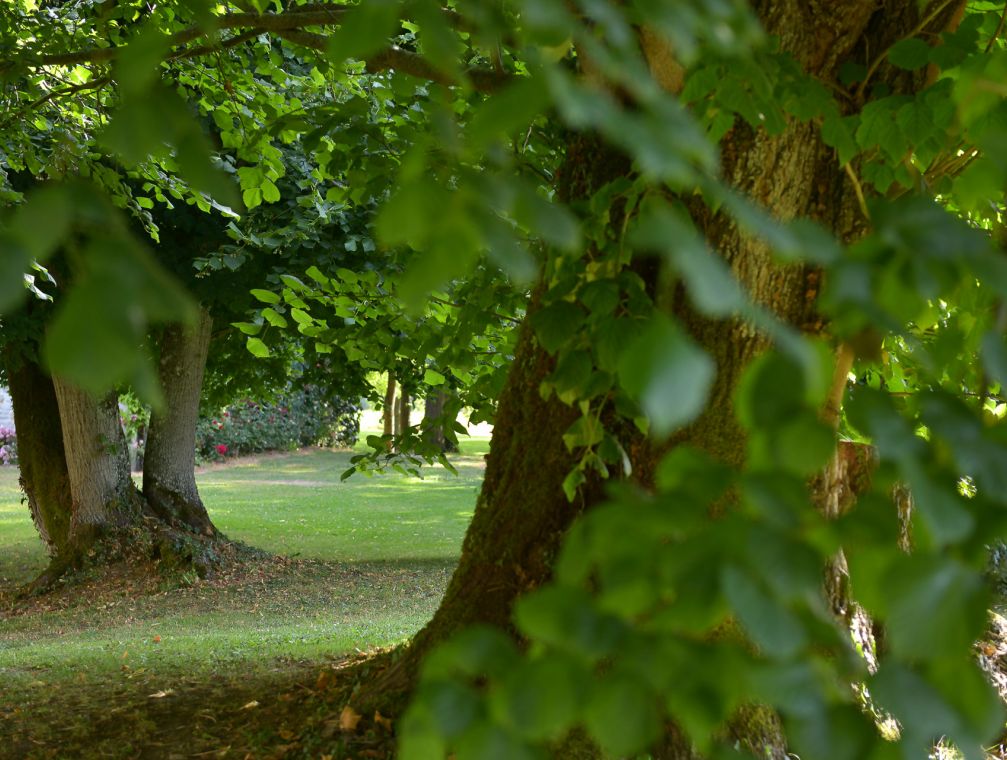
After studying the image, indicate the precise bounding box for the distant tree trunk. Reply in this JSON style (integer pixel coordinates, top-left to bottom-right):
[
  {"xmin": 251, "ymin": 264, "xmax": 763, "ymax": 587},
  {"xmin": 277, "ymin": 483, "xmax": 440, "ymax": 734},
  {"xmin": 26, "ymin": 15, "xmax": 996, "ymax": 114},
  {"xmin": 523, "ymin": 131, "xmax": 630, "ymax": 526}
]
[
  {"xmin": 423, "ymin": 387, "xmax": 458, "ymax": 454},
  {"xmin": 52, "ymin": 380, "xmax": 142, "ymax": 550},
  {"xmin": 383, "ymin": 376, "xmax": 396, "ymax": 450},
  {"xmin": 2, "ymin": 350, "xmax": 72, "ymax": 556},
  {"xmin": 396, "ymin": 390, "xmax": 411, "ymax": 437},
  {"xmin": 143, "ymin": 308, "xmax": 218, "ymax": 536}
]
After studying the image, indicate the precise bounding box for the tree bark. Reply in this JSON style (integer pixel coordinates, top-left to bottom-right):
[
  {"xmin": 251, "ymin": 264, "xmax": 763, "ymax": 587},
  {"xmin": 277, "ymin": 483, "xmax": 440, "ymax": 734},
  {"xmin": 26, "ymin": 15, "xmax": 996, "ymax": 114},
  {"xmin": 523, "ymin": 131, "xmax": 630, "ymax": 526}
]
[
  {"xmin": 2, "ymin": 349, "xmax": 72, "ymax": 556},
  {"xmin": 395, "ymin": 389, "xmax": 410, "ymax": 437},
  {"xmin": 383, "ymin": 375, "xmax": 396, "ymax": 450},
  {"xmin": 143, "ymin": 308, "xmax": 218, "ymax": 536},
  {"xmin": 52, "ymin": 379, "xmax": 141, "ymax": 549},
  {"xmin": 423, "ymin": 387, "xmax": 458, "ymax": 454}
]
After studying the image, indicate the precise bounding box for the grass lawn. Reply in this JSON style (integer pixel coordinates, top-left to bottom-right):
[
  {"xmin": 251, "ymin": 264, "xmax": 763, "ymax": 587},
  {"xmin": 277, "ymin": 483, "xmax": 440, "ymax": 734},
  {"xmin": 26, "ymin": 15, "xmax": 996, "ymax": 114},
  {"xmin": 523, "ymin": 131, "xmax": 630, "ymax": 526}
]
[{"xmin": 0, "ymin": 438, "xmax": 488, "ymax": 759}]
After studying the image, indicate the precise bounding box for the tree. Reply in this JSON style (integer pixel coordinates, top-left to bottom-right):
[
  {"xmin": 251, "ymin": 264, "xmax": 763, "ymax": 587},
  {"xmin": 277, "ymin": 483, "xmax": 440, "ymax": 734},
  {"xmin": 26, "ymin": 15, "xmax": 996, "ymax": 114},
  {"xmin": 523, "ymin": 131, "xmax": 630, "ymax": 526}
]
[{"xmin": 3, "ymin": 2, "xmax": 1007, "ymax": 758}]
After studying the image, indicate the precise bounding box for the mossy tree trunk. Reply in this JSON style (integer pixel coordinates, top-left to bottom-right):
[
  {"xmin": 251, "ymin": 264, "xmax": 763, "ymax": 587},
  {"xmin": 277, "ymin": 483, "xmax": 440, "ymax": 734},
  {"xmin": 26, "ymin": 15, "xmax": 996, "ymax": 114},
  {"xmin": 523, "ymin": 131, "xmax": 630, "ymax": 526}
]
[
  {"xmin": 52, "ymin": 379, "xmax": 142, "ymax": 550},
  {"xmin": 143, "ymin": 307, "xmax": 218, "ymax": 536},
  {"xmin": 2, "ymin": 349, "xmax": 72, "ymax": 556}
]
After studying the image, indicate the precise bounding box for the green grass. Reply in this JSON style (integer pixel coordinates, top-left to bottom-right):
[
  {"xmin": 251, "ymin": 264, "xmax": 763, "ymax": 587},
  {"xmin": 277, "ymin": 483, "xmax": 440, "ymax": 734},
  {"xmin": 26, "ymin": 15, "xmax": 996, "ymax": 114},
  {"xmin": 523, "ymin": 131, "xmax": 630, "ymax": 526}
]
[{"xmin": 0, "ymin": 441, "xmax": 487, "ymax": 757}]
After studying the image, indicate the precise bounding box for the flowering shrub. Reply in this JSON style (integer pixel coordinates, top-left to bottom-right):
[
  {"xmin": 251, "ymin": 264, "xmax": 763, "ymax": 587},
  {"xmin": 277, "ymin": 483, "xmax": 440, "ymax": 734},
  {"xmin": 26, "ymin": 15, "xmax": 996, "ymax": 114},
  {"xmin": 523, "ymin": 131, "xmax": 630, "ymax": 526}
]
[
  {"xmin": 0, "ymin": 426, "xmax": 16, "ymax": 466},
  {"xmin": 196, "ymin": 386, "xmax": 359, "ymax": 461}
]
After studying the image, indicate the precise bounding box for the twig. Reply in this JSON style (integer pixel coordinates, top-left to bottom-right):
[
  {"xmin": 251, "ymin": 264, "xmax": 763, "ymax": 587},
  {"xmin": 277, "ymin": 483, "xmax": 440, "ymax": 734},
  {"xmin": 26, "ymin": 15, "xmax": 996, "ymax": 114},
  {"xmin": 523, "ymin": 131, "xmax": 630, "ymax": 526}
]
[
  {"xmin": 0, "ymin": 74, "xmax": 110, "ymax": 131},
  {"xmin": 843, "ymin": 163, "xmax": 871, "ymax": 222},
  {"xmin": 167, "ymin": 28, "xmax": 264, "ymax": 63},
  {"xmin": 986, "ymin": 1, "xmax": 1007, "ymax": 52},
  {"xmin": 856, "ymin": 0, "xmax": 957, "ymax": 100}
]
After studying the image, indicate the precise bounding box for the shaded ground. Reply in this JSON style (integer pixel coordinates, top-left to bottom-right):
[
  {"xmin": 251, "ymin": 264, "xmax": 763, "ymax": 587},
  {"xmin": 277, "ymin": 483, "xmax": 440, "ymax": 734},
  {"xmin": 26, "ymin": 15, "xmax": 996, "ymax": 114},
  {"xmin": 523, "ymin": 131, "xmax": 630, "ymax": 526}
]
[{"xmin": 1, "ymin": 555, "xmax": 428, "ymax": 759}]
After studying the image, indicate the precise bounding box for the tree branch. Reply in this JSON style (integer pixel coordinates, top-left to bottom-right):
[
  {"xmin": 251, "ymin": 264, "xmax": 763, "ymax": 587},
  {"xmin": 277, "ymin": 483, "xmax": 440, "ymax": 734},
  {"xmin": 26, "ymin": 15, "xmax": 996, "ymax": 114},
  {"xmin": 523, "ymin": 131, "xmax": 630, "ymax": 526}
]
[
  {"xmin": 0, "ymin": 74, "xmax": 110, "ymax": 131},
  {"xmin": 167, "ymin": 28, "xmax": 265, "ymax": 63},
  {"xmin": 275, "ymin": 29, "xmax": 512, "ymax": 93},
  {"xmin": 15, "ymin": 7, "xmax": 512, "ymax": 93}
]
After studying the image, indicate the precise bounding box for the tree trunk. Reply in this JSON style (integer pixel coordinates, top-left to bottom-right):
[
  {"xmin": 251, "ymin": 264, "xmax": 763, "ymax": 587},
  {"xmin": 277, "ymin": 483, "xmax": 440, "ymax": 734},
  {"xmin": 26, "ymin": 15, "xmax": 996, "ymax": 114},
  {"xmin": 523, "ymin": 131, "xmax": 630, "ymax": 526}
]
[
  {"xmin": 383, "ymin": 375, "xmax": 396, "ymax": 450},
  {"xmin": 52, "ymin": 379, "xmax": 141, "ymax": 550},
  {"xmin": 143, "ymin": 308, "xmax": 218, "ymax": 536},
  {"xmin": 396, "ymin": 389, "xmax": 410, "ymax": 437},
  {"xmin": 423, "ymin": 387, "xmax": 458, "ymax": 454},
  {"xmin": 365, "ymin": 134, "xmax": 642, "ymax": 700},
  {"xmin": 2, "ymin": 349, "xmax": 72, "ymax": 556}
]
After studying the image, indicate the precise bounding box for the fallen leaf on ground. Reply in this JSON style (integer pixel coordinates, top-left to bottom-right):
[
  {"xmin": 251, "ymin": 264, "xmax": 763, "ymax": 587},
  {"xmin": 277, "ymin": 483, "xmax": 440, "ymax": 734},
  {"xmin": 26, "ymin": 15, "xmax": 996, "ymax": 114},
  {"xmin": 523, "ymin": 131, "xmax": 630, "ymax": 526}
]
[
  {"xmin": 315, "ymin": 669, "xmax": 333, "ymax": 690},
  {"xmin": 339, "ymin": 705, "xmax": 362, "ymax": 732},
  {"xmin": 241, "ymin": 700, "xmax": 259, "ymax": 710},
  {"xmin": 374, "ymin": 711, "xmax": 393, "ymax": 732},
  {"xmin": 148, "ymin": 690, "xmax": 174, "ymax": 698},
  {"xmin": 152, "ymin": 635, "xmax": 161, "ymax": 643}
]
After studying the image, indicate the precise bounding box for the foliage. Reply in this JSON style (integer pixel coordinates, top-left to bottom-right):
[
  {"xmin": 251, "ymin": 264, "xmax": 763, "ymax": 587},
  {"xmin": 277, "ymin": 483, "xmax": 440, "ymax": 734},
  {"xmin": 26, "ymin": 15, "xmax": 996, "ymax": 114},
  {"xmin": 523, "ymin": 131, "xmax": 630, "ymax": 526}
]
[
  {"xmin": 197, "ymin": 385, "xmax": 359, "ymax": 461},
  {"xmin": 3, "ymin": 2, "xmax": 1007, "ymax": 760},
  {"xmin": 0, "ymin": 425, "xmax": 16, "ymax": 466}
]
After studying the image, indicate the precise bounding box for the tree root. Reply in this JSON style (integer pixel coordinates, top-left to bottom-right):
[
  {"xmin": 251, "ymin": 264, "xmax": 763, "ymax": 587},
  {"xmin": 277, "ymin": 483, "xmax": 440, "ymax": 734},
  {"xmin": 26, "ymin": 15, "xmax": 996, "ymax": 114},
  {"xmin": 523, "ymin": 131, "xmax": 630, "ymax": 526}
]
[{"xmin": 14, "ymin": 520, "xmax": 266, "ymax": 600}]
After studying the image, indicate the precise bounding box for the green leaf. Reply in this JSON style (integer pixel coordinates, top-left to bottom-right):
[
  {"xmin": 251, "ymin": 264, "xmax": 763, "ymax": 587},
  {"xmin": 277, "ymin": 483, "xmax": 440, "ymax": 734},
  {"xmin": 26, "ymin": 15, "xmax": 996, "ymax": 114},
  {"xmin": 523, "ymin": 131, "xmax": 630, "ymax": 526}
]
[
  {"xmin": 290, "ymin": 308, "xmax": 312, "ymax": 325},
  {"xmin": 421, "ymin": 680, "xmax": 483, "ymax": 739},
  {"xmin": 0, "ymin": 185, "xmax": 73, "ymax": 311},
  {"xmin": 231, "ymin": 321, "xmax": 262, "ymax": 336},
  {"xmin": 883, "ymin": 556, "xmax": 987, "ymax": 661},
  {"xmin": 583, "ymin": 673, "xmax": 661, "ymax": 757},
  {"xmin": 326, "ymin": 0, "xmax": 401, "ymax": 63},
  {"xmin": 261, "ymin": 178, "xmax": 281, "ymax": 203},
  {"xmin": 305, "ymin": 265, "xmax": 329, "ymax": 285},
  {"xmin": 981, "ymin": 331, "xmax": 1007, "ymax": 387},
  {"xmin": 530, "ymin": 301, "xmax": 585, "ymax": 354},
  {"xmin": 514, "ymin": 587, "xmax": 625, "ymax": 659},
  {"xmin": 562, "ymin": 468, "xmax": 586, "ymax": 502},
  {"xmin": 562, "ymin": 415, "xmax": 604, "ymax": 451},
  {"xmin": 490, "ymin": 656, "xmax": 586, "ymax": 741},
  {"xmin": 887, "ymin": 38, "xmax": 931, "ymax": 70},
  {"xmin": 617, "ymin": 314, "xmax": 715, "ymax": 438},
  {"xmin": 421, "ymin": 626, "xmax": 520, "ymax": 682},
  {"xmin": 512, "ymin": 184, "xmax": 580, "ymax": 252},
  {"xmin": 261, "ymin": 308, "xmax": 288, "ymax": 328},
  {"xmin": 631, "ymin": 202, "xmax": 743, "ymax": 317},
  {"xmin": 871, "ymin": 663, "xmax": 995, "ymax": 760},
  {"xmin": 424, "ymin": 369, "xmax": 446, "ymax": 386},
  {"xmin": 721, "ymin": 565, "xmax": 806, "ymax": 658},
  {"xmin": 246, "ymin": 337, "xmax": 270, "ymax": 358},
  {"xmin": 243, "ymin": 187, "xmax": 263, "ymax": 209},
  {"xmin": 455, "ymin": 722, "xmax": 539, "ymax": 760},
  {"xmin": 250, "ymin": 288, "xmax": 280, "ymax": 304},
  {"xmin": 44, "ymin": 235, "xmax": 195, "ymax": 403},
  {"xmin": 821, "ymin": 113, "xmax": 859, "ymax": 166}
]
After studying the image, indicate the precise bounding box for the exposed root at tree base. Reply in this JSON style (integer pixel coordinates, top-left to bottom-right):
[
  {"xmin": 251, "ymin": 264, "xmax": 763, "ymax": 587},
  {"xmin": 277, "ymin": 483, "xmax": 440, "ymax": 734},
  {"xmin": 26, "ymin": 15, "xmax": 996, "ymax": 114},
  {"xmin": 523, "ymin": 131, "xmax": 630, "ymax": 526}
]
[{"xmin": 9, "ymin": 524, "xmax": 267, "ymax": 606}]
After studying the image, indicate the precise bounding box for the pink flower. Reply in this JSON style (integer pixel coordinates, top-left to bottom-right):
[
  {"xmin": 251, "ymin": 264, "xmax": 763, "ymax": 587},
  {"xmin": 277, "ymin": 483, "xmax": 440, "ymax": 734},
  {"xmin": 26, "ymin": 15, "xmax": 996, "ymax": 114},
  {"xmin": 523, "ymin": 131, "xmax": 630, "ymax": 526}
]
[{"xmin": 215, "ymin": 444, "xmax": 229, "ymax": 456}]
